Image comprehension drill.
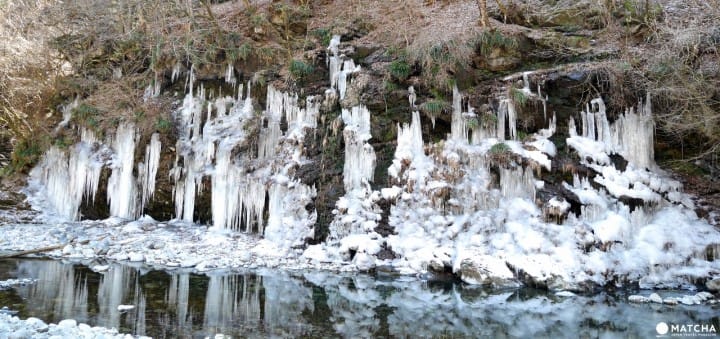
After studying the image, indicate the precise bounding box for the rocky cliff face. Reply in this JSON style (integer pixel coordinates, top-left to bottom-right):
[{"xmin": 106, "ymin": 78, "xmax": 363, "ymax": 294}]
[{"xmin": 1, "ymin": 0, "xmax": 719, "ymax": 289}]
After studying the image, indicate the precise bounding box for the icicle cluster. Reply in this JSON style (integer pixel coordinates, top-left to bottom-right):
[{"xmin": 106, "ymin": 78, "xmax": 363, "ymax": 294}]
[
  {"xmin": 496, "ymin": 99, "xmax": 517, "ymax": 141},
  {"xmin": 169, "ymin": 67, "xmax": 318, "ymax": 240},
  {"xmin": 211, "ymin": 146, "xmax": 265, "ymax": 232},
  {"xmin": 569, "ymin": 95, "xmax": 655, "ymax": 169},
  {"xmin": 258, "ymin": 86, "xmax": 284, "ymax": 159},
  {"xmin": 450, "ymin": 86, "xmax": 498, "ymax": 144},
  {"xmin": 138, "ymin": 133, "xmax": 161, "ymax": 213},
  {"xmin": 29, "ymin": 129, "xmax": 103, "ymax": 220},
  {"xmin": 327, "ymin": 35, "xmax": 360, "ymax": 100},
  {"xmin": 500, "ymin": 166, "xmax": 536, "ymax": 199},
  {"xmin": 172, "ymin": 66, "xmax": 255, "ymax": 224},
  {"xmin": 264, "ymin": 180, "xmax": 317, "ymax": 249},
  {"xmin": 612, "ymin": 94, "xmax": 655, "ymax": 169},
  {"xmin": 341, "ymin": 105, "xmax": 376, "ymax": 191},
  {"xmin": 107, "ymin": 122, "xmax": 138, "ymax": 219},
  {"xmin": 394, "ymin": 111, "xmax": 424, "ymax": 164}
]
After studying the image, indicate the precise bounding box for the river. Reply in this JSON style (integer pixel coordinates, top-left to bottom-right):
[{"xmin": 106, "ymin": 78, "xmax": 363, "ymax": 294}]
[{"xmin": 1, "ymin": 258, "xmax": 718, "ymax": 338}]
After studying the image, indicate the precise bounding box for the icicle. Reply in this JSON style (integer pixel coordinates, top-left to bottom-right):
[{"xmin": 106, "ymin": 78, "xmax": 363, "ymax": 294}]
[
  {"xmin": 581, "ymin": 104, "xmax": 589, "ymax": 138},
  {"xmin": 341, "ymin": 105, "xmax": 376, "ymax": 191},
  {"xmin": 258, "ymin": 85, "xmax": 284, "ymax": 159},
  {"xmin": 328, "ymin": 35, "xmax": 342, "ymax": 89},
  {"xmin": 225, "ymin": 63, "xmax": 236, "ymax": 87},
  {"xmin": 408, "ymin": 86, "xmax": 416, "ymax": 108},
  {"xmin": 338, "ymin": 59, "xmax": 360, "ymax": 100},
  {"xmin": 328, "ymin": 35, "xmax": 341, "ymax": 58},
  {"xmin": 107, "ymin": 122, "xmax": 138, "ymax": 219},
  {"xmin": 568, "ymin": 117, "xmax": 577, "ymax": 137},
  {"xmin": 138, "ymin": 133, "xmax": 161, "ymax": 213},
  {"xmin": 586, "ymin": 111, "xmax": 596, "ymax": 141},
  {"xmin": 171, "ymin": 62, "xmax": 182, "ymax": 83},
  {"xmin": 496, "ymin": 98, "xmax": 517, "ymax": 141},
  {"xmin": 612, "ymin": 94, "xmax": 655, "ymax": 169},
  {"xmin": 497, "ymin": 100, "xmax": 507, "ymax": 141},
  {"xmin": 265, "ymin": 181, "xmax": 317, "ymax": 248},
  {"xmin": 450, "ymin": 85, "xmax": 467, "ymax": 142},
  {"xmin": 329, "ymin": 56, "xmax": 341, "ymax": 90},
  {"xmin": 507, "ymin": 99, "xmax": 517, "ymax": 140},
  {"xmin": 500, "ymin": 166, "xmax": 535, "ymax": 199},
  {"xmin": 395, "ymin": 111, "xmax": 424, "ymax": 162},
  {"xmin": 55, "ymin": 97, "xmax": 78, "ymax": 132},
  {"xmin": 521, "ymin": 71, "xmax": 532, "ymax": 94},
  {"xmin": 143, "ymin": 73, "xmax": 161, "ymax": 101},
  {"xmin": 154, "ymin": 72, "xmax": 161, "ymax": 97},
  {"xmin": 30, "ymin": 128, "xmax": 103, "ymax": 220}
]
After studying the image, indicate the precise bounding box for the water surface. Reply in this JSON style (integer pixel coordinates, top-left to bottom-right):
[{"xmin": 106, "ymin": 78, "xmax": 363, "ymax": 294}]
[{"xmin": 0, "ymin": 259, "xmax": 718, "ymax": 338}]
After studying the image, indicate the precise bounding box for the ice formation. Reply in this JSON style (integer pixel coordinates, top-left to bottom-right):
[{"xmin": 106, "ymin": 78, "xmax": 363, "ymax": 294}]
[
  {"xmin": 341, "ymin": 105, "xmax": 376, "ymax": 191},
  {"xmin": 568, "ymin": 95, "xmax": 654, "ymax": 169},
  {"xmin": 107, "ymin": 122, "xmax": 138, "ymax": 219},
  {"xmin": 168, "ymin": 67, "xmax": 318, "ymax": 248},
  {"xmin": 138, "ymin": 133, "xmax": 161, "ymax": 213},
  {"xmin": 28, "ymin": 128, "xmax": 103, "ymax": 220},
  {"xmin": 327, "ymin": 35, "xmax": 360, "ymax": 100},
  {"xmin": 22, "ymin": 33, "xmax": 720, "ymax": 292},
  {"xmin": 319, "ymin": 81, "xmax": 720, "ymax": 290}
]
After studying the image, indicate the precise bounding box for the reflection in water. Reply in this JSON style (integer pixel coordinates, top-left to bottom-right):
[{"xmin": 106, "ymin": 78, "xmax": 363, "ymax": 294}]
[
  {"xmin": 1, "ymin": 259, "xmax": 718, "ymax": 338},
  {"xmin": 15, "ymin": 261, "xmax": 89, "ymax": 322}
]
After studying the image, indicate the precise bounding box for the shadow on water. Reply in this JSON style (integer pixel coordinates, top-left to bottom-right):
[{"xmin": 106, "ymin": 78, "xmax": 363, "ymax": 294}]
[{"xmin": 0, "ymin": 258, "xmax": 718, "ymax": 338}]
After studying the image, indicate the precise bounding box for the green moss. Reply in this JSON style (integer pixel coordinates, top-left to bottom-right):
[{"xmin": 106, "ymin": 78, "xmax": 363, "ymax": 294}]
[
  {"xmin": 289, "ymin": 59, "xmax": 314, "ymax": 82},
  {"xmin": 466, "ymin": 117, "xmax": 479, "ymax": 130},
  {"xmin": 72, "ymin": 103, "xmax": 99, "ymax": 122},
  {"xmin": 480, "ymin": 113, "xmax": 497, "ymax": 128},
  {"xmin": 473, "ymin": 30, "xmax": 518, "ymax": 56},
  {"xmin": 388, "ymin": 59, "xmax": 411, "ymax": 81},
  {"xmin": 5, "ymin": 137, "xmax": 44, "ymax": 174},
  {"xmin": 490, "ymin": 142, "xmax": 511, "ymax": 154},
  {"xmin": 421, "ymin": 100, "xmax": 448, "ymax": 116},
  {"xmin": 511, "ymin": 88, "xmax": 528, "ymax": 107},
  {"xmin": 312, "ymin": 28, "xmax": 332, "ymax": 47}
]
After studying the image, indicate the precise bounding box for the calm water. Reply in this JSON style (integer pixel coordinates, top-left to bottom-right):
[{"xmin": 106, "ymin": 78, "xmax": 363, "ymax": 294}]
[{"xmin": 0, "ymin": 258, "xmax": 718, "ymax": 338}]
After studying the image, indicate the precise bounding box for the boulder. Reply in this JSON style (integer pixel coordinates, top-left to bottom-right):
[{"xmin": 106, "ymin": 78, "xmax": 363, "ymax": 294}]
[
  {"xmin": 706, "ymin": 277, "xmax": 720, "ymax": 292},
  {"xmin": 456, "ymin": 255, "xmax": 519, "ymax": 288}
]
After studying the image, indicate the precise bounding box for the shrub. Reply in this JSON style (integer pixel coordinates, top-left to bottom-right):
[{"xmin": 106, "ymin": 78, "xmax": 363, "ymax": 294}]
[
  {"xmin": 289, "ymin": 59, "xmax": 314, "ymax": 81},
  {"xmin": 8, "ymin": 137, "xmax": 43, "ymax": 173},
  {"xmin": 473, "ymin": 30, "xmax": 518, "ymax": 56},
  {"xmin": 72, "ymin": 104, "xmax": 100, "ymax": 124},
  {"xmin": 490, "ymin": 142, "xmax": 510, "ymax": 154},
  {"xmin": 388, "ymin": 59, "xmax": 411, "ymax": 81},
  {"xmin": 421, "ymin": 99, "xmax": 449, "ymax": 116},
  {"xmin": 510, "ymin": 88, "xmax": 528, "ymax": 108}
]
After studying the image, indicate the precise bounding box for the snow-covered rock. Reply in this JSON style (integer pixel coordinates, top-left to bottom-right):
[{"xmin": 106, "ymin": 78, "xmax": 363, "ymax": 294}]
[
  {"xmin": 0, "ymin": 313, "xmax": 147, "ymax": 339},
  {"xmin": 455, "ymin": 256, "xmax": 519, "ymax": 288},
  {"xmin": 649, "ymin": 293, "xmax": 663, "ymax": 303},
  {"xmin": 706, "ymin": 278, "xmax": 720, "ymax": 291}
]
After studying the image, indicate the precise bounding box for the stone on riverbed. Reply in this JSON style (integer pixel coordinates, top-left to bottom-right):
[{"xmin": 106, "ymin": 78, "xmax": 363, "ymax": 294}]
[
  {"xmin": 706, "ymin": 278, "xmax": 720, "ymax": 291},
  {"xmin": 649, "ymin": 293, "xmax": 663, "ymax": 303},
  {"xmin": 455, "ymin": 255, "xmax": 519, "ymax": 288}
]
